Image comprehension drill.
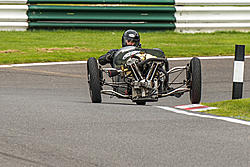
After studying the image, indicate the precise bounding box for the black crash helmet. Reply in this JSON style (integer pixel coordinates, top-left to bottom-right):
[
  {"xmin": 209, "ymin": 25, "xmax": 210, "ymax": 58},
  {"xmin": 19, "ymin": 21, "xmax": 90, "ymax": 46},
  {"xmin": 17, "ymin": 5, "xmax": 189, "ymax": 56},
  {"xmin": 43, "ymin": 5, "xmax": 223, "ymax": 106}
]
[{"xmin": 122, "ymin": 29, "xmax": 141, "ymax": 47}]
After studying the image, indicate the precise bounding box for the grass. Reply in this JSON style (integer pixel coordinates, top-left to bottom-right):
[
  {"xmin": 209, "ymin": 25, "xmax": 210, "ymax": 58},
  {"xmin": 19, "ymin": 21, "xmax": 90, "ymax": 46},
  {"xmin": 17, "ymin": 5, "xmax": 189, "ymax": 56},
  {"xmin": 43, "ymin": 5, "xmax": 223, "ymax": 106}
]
[
  {"xmin": 203, "ymin": 98, "xmax": 250, "ymax": 121},
  {"xmin": 0, "ymin": 30, "xmax": 250, "ymax": 64}
]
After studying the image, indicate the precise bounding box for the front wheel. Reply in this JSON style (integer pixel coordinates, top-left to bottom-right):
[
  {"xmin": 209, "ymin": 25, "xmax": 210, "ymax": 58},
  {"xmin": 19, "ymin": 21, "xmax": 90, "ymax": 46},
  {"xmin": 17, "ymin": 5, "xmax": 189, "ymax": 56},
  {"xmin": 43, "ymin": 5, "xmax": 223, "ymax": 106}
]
[
  {"xmin": 87, "ymin": 57, "xmax": 102, "ymax": 103},
  {"xmin": 189, "ymin": 57, "xmax": 201, "ymax": 104}
]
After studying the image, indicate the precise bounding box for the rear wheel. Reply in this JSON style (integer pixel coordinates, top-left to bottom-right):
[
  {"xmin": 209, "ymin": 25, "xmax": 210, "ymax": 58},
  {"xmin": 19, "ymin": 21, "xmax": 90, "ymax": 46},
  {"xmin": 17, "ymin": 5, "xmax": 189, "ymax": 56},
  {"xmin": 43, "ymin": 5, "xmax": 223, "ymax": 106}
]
[
  {"xmin": 164, "ymin": 59, "xmax": 170, "ymax": 89},
  {"xmin": 189, "ymin": 57, "xmax": 201, "ymax": 104},
  {"xmin": 87, "ymin": 57, "xmax": 102, "ymax": 103}
]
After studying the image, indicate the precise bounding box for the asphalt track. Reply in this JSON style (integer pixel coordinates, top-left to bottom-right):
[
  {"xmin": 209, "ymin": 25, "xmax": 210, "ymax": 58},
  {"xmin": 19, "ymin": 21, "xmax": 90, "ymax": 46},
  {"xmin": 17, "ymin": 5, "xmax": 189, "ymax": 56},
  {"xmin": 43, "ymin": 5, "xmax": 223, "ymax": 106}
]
[{"xmin": 0, "ymin": 58, "xmax": 249, "ymax": 167}]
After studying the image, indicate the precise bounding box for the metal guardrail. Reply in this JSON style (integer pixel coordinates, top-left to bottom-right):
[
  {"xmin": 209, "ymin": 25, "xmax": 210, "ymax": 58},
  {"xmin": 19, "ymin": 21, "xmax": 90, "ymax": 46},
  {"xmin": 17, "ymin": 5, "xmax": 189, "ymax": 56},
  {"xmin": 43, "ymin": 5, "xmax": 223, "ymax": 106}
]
[
  {"xmin": 2, "ymin": 0, "xmax": 250, "ymax": 5},
  {"xmin": 0, "ymin": 0, "xmax": 26, "ymax": 4},
  {"xmin": 176, "ymin": 6, "xmax": 250, "ymax": 23},
  {"xmin": 175, "ymin": 0, "xmax": 250, "ymax": 6},
  {"xmin": 175, "ymin": 23, "xmax": 250, "ymax": 33},
  {"xmin": 0, "ymin": 5, "xmax": 27, "ymax": 21},
  {"xmin": 1, "ymin": 0, "xmax": 250, "ymax": 32},
  {"xmin": 175, "ymin": 6, "xmax": 250, "ymax": 32},
  {"xmin": 0, "ymin": 22, "xmax": 28, "ymax": 31},
  {"xmin": 29, "ymin": 22, "xmax": 176, "ymax": 29},
  {"xmin": 0, "ymin": 4, "xmax": 28, "ymax": 31},
  {"xmin": 28, "ymin": 6, "xmax": 176, "ymax": 21},
  {"xmin": 27, "ymin": 0, "xmax": 175, "ymax": 5},
  {"xmin": 27, "ymin": 5, "xmax": 176, "ymax": 29}
]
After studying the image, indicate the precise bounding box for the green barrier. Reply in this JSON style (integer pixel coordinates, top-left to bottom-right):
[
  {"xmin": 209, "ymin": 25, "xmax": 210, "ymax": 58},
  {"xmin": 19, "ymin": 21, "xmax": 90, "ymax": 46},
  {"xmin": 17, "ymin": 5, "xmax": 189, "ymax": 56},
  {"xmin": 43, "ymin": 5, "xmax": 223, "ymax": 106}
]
[
  {"xmin": 28, "ymin": 0, "xmax": 175, "ymax": 5},
  {"xmin": 29, "ymin": 22, "xmax": 176, "ymax": 29},
  {"xmin": 28, "ymin": 6, "xmax": 176, "ymax": 22}
]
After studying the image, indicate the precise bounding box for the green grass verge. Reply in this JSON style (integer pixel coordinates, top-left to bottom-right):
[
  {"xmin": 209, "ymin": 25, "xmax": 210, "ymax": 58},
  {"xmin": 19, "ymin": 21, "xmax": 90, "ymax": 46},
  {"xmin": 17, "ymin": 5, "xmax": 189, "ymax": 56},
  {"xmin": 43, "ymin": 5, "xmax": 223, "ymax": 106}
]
[
  {"xmin": 0, "ymin": 30, "xmax": 250, "ymax": 64},
  {"xmin": 203, "ymin": 98, "xmax": 250, "ymax": 121}
]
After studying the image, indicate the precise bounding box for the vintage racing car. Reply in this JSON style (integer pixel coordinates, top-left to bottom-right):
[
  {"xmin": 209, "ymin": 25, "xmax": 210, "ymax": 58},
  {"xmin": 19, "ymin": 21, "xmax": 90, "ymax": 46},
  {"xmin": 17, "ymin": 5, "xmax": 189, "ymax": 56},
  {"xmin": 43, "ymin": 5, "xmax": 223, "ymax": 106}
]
[{"xmin": 87, "ymin": 46, "xmax": 201, "ymax": 105}]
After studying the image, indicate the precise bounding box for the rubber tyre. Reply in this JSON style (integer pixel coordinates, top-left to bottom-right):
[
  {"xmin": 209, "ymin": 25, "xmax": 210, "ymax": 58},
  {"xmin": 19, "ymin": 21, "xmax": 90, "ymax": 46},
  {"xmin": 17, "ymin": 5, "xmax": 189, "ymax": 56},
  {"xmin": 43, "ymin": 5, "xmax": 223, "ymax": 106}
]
[
  {"xmin": 87, "ymin": 57, "xmax": 102, "ymax": 103},
  {"xmin": 136, "ymin": 101, "xmax": 146, "ymax": 105},
  {"xmin": 189, "ymin": 57, "xmax": 201, "ymax": 104},
  {"xmin": 164, "ymin": 59, "xmax": 170, "ymax": 89}
]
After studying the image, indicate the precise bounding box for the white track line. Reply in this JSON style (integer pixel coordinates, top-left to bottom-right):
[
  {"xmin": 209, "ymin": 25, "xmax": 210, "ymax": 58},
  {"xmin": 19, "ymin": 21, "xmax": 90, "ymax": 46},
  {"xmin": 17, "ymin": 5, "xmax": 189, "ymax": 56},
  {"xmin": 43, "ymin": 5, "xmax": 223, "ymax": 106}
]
[
  {"xmin": 0, "ymin": 56, "xmax": 249, "ymax": 68},
  {"xmin": 156, "ymin": 106, "xmax": 250, "ymax": 126},
  {"xmin": 168, "ymin": 55, "xmax": 250, "ymax": 61},
  {"xmin": 0, "ymin": 61, "xmax": 87, "ymax": 68}
]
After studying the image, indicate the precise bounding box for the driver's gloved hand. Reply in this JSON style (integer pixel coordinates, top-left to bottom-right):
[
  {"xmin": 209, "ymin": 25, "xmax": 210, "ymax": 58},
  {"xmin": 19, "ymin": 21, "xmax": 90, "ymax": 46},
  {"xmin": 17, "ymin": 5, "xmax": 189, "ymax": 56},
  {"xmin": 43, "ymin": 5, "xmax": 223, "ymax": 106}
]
[
  {"xmin": 98, "ymin": 55, "xmax": 108, "ymax": 65},
  {"xmin": 98, "ymin": 49, "xmax": 118, "ymax": 65},
  {"xmin": 106, "ymin": 49, "xmax": 118, "ymax": 61},
  {"xmin": 98, "ymin": 53, "xmax": 113, "ymax": 65},
  {"xmin": 105, "ymin": 53, "xmax": 113, "ymax": 62}
]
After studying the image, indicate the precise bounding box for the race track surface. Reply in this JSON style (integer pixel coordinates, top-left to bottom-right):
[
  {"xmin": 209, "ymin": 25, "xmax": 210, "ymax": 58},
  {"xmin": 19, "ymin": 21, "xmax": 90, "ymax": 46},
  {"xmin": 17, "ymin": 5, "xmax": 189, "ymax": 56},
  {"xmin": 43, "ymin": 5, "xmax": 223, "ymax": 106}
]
[{"xmin": 0, "ymin": 58, "xmax": 249, "ymax": 167}]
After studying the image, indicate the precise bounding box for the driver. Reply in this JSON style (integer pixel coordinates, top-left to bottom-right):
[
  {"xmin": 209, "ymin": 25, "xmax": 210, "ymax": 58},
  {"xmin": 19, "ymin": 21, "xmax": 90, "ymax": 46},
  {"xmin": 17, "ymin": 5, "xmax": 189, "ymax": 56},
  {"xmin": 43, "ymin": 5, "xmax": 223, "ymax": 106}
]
[{"xmin": 98, "ymin": 29, "xmax": 141, "ymax": 66}]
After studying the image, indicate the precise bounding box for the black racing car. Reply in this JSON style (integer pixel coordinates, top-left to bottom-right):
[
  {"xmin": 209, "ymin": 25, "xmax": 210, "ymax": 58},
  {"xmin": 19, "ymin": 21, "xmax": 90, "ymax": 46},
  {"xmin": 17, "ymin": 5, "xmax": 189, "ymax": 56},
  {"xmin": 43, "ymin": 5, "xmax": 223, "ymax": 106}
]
[{"xmin": 87, "ymin": 46, "xmax": 201, "ymax": 105}]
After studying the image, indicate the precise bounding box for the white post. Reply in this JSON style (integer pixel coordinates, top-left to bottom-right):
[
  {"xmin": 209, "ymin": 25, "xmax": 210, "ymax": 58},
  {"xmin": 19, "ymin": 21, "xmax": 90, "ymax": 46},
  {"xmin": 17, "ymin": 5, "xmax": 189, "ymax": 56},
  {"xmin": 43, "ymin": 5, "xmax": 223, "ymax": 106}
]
[{"xmin": 232, "ymin": 45, "xmax": 245, "ymax": 99}]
